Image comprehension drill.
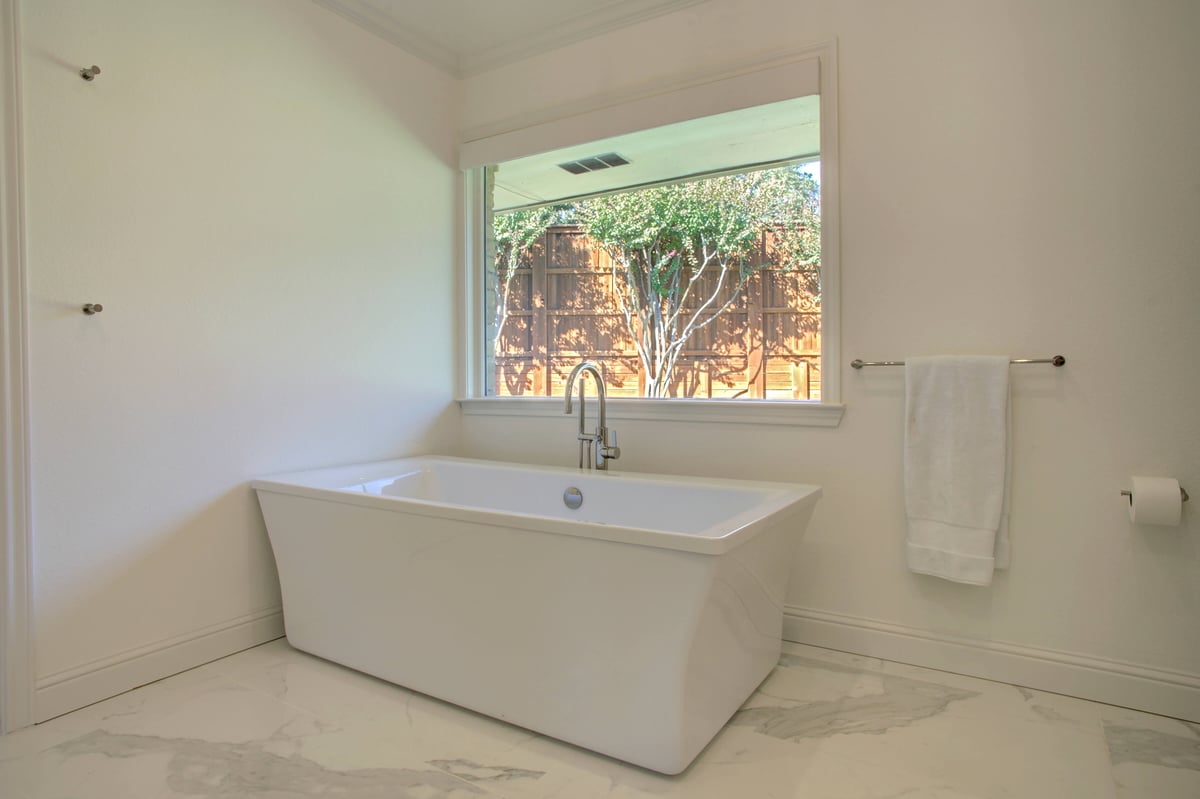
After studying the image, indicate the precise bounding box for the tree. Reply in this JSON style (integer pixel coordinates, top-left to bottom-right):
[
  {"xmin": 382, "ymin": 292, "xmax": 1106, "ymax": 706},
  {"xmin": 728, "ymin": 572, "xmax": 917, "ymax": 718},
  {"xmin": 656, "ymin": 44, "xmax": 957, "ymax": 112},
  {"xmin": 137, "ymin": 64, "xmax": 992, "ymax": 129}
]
[
  {"xmin": 491, "ymin": 205, "xmax": 559, "ymax": 350},
  {"xmin": 573, "ymin": 166, "xmax": 820, "ymax": 397}
]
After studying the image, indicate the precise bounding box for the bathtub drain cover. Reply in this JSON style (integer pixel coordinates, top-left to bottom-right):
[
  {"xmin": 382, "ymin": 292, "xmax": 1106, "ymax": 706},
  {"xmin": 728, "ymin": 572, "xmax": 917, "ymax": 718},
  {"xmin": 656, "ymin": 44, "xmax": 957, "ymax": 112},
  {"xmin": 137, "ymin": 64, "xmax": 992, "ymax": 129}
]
[{"xmin": 563, "ymin": 487, "xmax": 583, "ymax": 510}]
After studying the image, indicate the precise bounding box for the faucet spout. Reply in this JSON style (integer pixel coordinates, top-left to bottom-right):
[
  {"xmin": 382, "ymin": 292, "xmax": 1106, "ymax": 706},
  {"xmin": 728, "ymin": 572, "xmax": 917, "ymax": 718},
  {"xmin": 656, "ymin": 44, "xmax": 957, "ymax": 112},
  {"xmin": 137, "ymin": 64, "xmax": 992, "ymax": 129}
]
[{"xmin": 565, "ymin": 362, "xmax": 605, "ymax": 426}]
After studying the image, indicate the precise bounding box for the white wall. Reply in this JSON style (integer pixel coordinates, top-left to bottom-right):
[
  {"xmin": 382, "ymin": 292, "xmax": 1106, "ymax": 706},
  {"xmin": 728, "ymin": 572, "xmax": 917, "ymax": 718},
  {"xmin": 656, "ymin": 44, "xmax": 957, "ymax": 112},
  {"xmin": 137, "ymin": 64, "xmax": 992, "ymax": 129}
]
[
  {"xmin": 19, "ymin": 0, "xmax": 459, "ymax": 719},
  {"xmin": 461, "ymin": 0, "xmax": 1200, "ymax": 715}
]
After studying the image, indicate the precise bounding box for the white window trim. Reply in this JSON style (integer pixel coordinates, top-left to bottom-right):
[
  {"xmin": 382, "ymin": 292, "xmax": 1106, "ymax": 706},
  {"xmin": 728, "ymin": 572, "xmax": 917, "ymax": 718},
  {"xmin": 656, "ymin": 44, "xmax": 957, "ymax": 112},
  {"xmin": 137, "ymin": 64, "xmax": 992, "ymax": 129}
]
[
  {"xmin": 459, "ymin": 42, "xmax": 842, "ymax": 428},
  {"xmin": 459, "ymin": 396, "xmax": 844, "ymax": 427}
]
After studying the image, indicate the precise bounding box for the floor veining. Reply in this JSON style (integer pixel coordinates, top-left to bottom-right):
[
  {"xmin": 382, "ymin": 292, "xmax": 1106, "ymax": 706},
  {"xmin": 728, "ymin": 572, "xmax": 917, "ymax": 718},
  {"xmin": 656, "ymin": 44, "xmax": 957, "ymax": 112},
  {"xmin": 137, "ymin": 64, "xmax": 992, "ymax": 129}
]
[{"xmin": 1, "ymin": 640, "xmax": 1196, "ymax": 798}]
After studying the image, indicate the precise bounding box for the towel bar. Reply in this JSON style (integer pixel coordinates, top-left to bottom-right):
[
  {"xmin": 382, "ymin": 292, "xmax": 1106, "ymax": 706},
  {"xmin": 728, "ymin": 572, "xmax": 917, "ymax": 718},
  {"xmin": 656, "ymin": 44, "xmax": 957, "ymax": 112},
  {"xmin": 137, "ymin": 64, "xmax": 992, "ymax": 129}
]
[{"xmin": 850, "ymin": 355, "xmax": 1066, "ymax": 369}]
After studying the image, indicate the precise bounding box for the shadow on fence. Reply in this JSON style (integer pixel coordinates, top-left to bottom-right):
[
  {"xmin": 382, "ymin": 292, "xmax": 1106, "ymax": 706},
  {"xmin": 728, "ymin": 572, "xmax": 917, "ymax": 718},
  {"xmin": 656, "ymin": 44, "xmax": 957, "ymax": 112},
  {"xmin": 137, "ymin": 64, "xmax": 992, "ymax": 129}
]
[{"xmin": 493, "ymin": 225, "xmax": 821, "ymax": 400}]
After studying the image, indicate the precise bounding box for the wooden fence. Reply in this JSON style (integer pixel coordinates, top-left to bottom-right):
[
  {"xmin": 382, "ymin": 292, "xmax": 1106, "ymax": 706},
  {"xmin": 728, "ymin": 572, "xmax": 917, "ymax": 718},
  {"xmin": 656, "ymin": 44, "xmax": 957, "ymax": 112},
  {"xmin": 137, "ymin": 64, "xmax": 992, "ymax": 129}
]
[{"xmin": 492, "ymin": 225, "xmax": 821, "ymax": 400}]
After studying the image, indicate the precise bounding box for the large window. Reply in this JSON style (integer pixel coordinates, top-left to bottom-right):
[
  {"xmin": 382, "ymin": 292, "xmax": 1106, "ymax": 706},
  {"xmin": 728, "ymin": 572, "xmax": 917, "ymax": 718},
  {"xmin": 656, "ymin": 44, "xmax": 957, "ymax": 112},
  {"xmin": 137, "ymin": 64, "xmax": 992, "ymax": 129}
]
[
  {"xmin": 486, "ymin": 161, "xmax": 822, "ymax": 400},
  {"xmin": 461, "ymin": 48, "xmax": 841, "ymax": 422}
]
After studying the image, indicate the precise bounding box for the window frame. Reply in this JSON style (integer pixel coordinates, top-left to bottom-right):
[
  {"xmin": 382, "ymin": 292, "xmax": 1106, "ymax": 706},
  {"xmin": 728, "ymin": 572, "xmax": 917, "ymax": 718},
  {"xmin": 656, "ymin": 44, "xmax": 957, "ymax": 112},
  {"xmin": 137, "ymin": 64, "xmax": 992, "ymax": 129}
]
[{"xmin": 459, "ymin": 43, "xmax": 843, "ymax": 427}]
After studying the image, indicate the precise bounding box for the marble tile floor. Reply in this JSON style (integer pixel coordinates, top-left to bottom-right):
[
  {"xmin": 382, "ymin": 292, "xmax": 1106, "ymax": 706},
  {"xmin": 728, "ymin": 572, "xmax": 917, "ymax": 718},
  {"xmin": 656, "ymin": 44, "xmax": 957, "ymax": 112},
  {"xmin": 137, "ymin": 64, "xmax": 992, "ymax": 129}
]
[{"xmin": 1, "ymin": 639, "xmax": 1197, "ymax": 798}]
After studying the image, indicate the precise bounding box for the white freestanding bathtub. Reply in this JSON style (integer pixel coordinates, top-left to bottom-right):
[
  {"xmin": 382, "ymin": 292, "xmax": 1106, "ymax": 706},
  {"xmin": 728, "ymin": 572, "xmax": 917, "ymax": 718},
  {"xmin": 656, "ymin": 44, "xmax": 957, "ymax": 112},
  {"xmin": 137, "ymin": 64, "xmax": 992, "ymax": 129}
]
[{"xmin": 252, "ymin": 456, "xmax": 821, "ymax": 774}]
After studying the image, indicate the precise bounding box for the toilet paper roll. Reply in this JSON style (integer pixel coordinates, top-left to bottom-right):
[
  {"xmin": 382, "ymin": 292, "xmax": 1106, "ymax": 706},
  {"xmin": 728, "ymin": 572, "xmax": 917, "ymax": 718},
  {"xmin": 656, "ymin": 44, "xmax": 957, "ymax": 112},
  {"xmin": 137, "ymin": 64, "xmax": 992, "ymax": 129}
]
[{"xmin": 1129, "ymin": 476, "xmax": 1183, "ymax": 526}]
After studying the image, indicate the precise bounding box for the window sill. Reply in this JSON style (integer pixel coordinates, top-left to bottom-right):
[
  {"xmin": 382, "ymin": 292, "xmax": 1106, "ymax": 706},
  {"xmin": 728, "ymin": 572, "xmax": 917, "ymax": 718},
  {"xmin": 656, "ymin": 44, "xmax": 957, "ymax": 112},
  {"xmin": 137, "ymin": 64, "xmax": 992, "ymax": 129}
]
[{"xmin": 457, "ymin": 397, "xmax": 845, "ymax": 427}]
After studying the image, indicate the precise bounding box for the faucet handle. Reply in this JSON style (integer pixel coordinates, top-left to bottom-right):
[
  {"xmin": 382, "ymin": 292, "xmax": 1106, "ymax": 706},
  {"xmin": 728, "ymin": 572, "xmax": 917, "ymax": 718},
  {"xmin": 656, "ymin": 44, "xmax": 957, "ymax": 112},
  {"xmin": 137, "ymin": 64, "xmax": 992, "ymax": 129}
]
[{"xmin": 600, "ymin": 430, "xmax": 621, "ymax": 461}]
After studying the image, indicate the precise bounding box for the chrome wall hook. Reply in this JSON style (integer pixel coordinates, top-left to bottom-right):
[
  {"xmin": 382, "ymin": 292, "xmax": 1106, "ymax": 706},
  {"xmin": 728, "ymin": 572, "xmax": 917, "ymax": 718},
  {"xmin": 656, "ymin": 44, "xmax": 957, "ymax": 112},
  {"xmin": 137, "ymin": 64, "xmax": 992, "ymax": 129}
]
[
  {"xmin": 82, "ymin": 303, "xmax": 103, "ymax": 315},
  {"xmin": 79, "ymin": 65, "xmax": 101, "ymax": 81}
]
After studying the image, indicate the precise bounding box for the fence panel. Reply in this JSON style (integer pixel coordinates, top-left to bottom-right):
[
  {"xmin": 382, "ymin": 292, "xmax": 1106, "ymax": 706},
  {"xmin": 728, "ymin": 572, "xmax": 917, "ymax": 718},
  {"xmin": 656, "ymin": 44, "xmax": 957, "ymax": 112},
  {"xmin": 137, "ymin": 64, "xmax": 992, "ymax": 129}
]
[{"xmin": 494, "ymin": 226, "xmax": 821, "ymax": 399}]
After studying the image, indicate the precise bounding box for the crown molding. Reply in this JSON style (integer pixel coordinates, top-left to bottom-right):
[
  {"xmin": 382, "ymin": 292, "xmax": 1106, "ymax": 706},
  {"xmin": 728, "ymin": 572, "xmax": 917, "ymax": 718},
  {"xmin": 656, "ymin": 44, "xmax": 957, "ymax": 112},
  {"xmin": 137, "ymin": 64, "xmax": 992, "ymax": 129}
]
[
  {"xmin": 310, "ymin": 0, "xmax": 709, "ymax": 78},
  {"xmin": 308, "ymin": 0, "xmax": 461, "ymax": 74},
  {"xmin": 457, "ymin": 0, "xmax": 710, "ymax": 77}
]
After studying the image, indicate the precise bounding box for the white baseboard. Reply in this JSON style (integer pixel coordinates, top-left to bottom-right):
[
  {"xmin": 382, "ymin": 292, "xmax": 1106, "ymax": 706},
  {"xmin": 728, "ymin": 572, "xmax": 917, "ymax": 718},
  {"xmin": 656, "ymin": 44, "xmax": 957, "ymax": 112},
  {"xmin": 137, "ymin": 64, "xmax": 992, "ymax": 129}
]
[
  {"xmin": 33, "ymin": 608, "xmax": 285, "ymax": 723},
  {"xmin": 783, "ymin": 605, "xmax": 1200, "ymax": 723}
]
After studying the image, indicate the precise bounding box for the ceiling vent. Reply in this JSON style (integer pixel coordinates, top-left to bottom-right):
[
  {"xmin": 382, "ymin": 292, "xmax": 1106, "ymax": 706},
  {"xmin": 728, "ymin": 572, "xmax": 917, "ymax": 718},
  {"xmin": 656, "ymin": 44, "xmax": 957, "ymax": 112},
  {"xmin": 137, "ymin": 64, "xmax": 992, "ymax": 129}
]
[{"xmin": 558, "ymin": 152, "xmax": 630, "ymax": 175}]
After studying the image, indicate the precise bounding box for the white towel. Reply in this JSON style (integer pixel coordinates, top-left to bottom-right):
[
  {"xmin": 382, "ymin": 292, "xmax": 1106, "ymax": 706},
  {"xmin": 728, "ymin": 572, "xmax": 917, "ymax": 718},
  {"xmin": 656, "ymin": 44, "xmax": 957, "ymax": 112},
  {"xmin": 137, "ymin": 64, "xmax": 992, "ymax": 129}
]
[{"xmin": 905, "ymin": 355, "xmax": 1010, "ymax": 585}]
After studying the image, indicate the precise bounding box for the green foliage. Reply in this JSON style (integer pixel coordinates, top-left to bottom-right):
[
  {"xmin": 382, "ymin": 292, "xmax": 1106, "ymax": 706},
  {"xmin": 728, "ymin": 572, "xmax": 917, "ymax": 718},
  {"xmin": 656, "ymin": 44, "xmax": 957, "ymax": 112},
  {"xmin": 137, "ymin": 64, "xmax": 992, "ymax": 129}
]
[
  {"xmin": 578, "ymin": 167, "xmax": 818, "ymax": 280},
  {"xmin": 573, "ymin": 166, "xmax": 820, "ymax": 396},
  {"xmin": 493, "ymin": 205, "xmax": 561, "ymax": 261}
]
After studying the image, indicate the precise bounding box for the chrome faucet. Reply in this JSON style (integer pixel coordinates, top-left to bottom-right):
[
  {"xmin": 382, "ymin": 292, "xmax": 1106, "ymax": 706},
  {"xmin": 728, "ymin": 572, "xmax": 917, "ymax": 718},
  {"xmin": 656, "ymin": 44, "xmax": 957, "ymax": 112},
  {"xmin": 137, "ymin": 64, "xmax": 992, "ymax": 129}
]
[{"xmin": 564, "ymin": 361, "xmax": 620, "ymax": 470}]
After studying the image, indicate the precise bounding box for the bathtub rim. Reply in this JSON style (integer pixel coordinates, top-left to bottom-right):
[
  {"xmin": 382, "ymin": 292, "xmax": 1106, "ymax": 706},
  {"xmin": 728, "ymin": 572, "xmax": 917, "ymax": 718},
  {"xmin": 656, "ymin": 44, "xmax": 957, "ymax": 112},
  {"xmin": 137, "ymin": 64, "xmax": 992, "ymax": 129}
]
[{"xmin": 251, "ymin": 455, "xmax": 821, "ymax": 557}]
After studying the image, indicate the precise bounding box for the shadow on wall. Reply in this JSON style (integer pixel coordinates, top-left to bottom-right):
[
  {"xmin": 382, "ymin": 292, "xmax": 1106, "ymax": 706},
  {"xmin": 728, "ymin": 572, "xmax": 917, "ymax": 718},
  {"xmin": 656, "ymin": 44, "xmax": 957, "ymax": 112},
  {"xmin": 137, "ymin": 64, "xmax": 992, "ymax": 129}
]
[
  {"xmin": 34, "ymin": 485, "xmax": 282, "ymax": 702},
  {"xmin": 34, "ymin": 387, "xmax": 461, "ymax": 719},
  {"xmin": 288, "ymin": 0, "xmax": 458, "ymax": 165}
]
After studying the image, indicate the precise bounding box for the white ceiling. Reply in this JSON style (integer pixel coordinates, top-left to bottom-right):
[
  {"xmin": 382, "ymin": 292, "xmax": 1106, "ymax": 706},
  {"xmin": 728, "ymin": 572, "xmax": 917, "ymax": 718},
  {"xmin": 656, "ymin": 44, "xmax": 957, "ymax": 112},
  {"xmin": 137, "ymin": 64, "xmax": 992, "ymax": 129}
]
[{"xmin": 311, "ymin": 0, "xmax": 710, "ymax": 77}]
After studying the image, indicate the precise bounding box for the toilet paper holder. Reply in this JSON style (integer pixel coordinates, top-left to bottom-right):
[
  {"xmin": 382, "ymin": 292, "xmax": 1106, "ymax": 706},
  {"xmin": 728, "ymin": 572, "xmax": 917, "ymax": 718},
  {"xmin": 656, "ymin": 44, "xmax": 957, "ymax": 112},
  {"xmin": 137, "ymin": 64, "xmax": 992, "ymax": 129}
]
[{"xmin": 1121, "ymin": 486, "xmax": 1189, "ymax": 505}]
